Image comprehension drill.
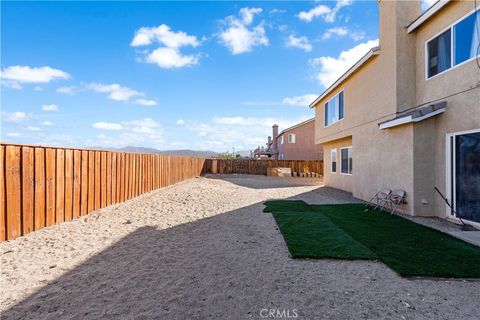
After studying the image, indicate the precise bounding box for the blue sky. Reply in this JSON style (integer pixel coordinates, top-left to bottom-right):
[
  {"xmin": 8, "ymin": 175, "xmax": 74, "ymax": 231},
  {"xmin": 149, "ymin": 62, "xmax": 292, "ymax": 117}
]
[{"xmin": 1, "ymin": 0, "xmax": 388, "ymax": 152}]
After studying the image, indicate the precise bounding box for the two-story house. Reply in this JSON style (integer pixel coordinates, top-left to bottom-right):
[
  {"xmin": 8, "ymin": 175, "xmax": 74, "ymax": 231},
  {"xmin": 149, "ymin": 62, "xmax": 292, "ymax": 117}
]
[
  {"xmin": 253, "ymin": 119, "xmax": 323, "ymax": 160},
  {"xmin": 310, "ymin": 0, "xmax": 479, "ymax": 226}
]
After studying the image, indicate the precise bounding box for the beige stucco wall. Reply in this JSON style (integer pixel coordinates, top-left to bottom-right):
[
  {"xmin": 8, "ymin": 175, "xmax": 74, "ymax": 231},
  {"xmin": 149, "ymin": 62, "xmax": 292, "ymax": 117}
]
[
  {"xmin": 277, "ymin": 120, "xmax": 324, "ymax": 161},
  {"xmin": 322, "ymin": 137, "xmax": 353, "ymax": 193},
  {"xmin": 313, "ymin": 0, "xmax": 480, "ymax": 218},
  {"xmin": 412, "ymin": 1, "xmax": 480, "ymax": 219},
  {"xmin": 313, "ymin": 1, "xmax": 419, "ymax": 214}
]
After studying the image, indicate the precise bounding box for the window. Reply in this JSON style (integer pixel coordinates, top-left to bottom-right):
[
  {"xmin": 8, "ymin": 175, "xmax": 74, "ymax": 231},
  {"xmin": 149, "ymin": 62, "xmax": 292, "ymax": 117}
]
[
  {"xmin": 426, "ymin": 10, "xmax": 480, "ymax": 79},
  {"xmin": 324, "ymin": 91, "xmax": 344, "ymax": 126},
  {"xmin": 427, "ymin": 29, "xmax": 451, "ymax": 78},
  {"xmin": 287, "ymin": 134, "xmax": 296, "ymax": 143},
  {"xmin": 340, "ymin": 147, "xmax": 352, "ymax": 175},
  {"xmin": 280, "ymin": 136, "xmax": 284, "ymax": 144},
  {"xmin": 331, "ymin": 149, "xmax": 337, "ymax": 173},
  {"xmin": 453, "ymin": 10, "xmax": 480, "ymax": 65}
]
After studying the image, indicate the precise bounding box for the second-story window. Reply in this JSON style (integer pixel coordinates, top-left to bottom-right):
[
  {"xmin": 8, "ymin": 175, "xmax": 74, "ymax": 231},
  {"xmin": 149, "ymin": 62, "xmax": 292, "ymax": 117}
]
[
  {"xmin": 287, "ymin": 134, "xmax": 296, "ymax": 143},
  {"xmin": 427, "ymin": 10, "xmax": 480, "ymax": 79},
  {"xmin": 427, "ymin": 29, "xmax": 451, "ymax": 78},
  {"xmin": 324, "ymin": 91, "xmax": 344, "ymax": 126}
]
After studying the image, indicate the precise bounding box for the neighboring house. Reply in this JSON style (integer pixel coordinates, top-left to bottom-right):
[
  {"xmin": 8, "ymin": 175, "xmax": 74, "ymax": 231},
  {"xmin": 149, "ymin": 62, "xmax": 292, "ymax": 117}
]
[
  {"xmin": 276, "ymin": 118, "xmax": 323, "ymax": 160},
  {"xmin": 253, "ymin": 119, "xmax": 323, "ymax": 160},
  {"xmin": 310, "ymin": 0, "xmax": 480, "ymax": 225}
]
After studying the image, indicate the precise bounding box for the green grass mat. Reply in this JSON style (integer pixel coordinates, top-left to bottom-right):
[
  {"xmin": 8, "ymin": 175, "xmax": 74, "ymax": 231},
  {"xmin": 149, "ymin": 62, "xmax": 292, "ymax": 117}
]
[{"xmin": 264, "ymin": 200, "xmax": 480, "ymax": 278}]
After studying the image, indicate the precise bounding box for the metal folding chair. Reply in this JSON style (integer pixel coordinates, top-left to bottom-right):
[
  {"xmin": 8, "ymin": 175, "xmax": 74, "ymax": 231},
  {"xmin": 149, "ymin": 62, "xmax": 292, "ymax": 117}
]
[
  {"xmin": 386, "ymin": 189, "xmax": 406, "ymax": 214},
  {"xmin": 365, "ymin": 188, "xmax": 392, "ymax": 211}
]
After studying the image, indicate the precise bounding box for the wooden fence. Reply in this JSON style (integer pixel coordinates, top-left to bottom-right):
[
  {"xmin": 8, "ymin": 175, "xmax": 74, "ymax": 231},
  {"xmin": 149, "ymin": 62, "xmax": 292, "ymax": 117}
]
[
  {"xmin": 0, "ymin": 143, "xmax": 206, "ymax": 242},
  {"xmin": 204, "ymin": 159, "xmax": 323, "ymax": 176}
]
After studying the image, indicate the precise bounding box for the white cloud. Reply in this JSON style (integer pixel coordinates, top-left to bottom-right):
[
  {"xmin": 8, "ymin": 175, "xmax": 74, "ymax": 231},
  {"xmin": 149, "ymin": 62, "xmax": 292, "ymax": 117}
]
[
  {"xmin": 57, "ymin": 86, "xmax": 76, "ymax": 95},
  {"xmin": 134, "ymin": 98, "xmax": 157, "ymax": 106},
  {"xmin": 322, "ymin": 26, "xmax": 348, "ymax": 39},
  {"xmin": 218, "ymin": 7, "xmax": 269, "ymax": 54},
  {"xmin": 176, "ymin": 119, "xmax": 185, "ymax": 125},
  {"xmin": 282, "ymin": 94, "xmax": 318, "ymax": 107},
  {"xmin": 298, "ymin": 0, "xmax": 352, "ymax": 23},
  {"xmin": 41, "ymin": 121, "xmax": 54, "ymax": 126},
  {"xmin": 131, "ymin": 24, "xmax": 200, "ymax": 48},
  {"xmin": 285, "ymin": 35, "xmax": 312, "ymax": 52},
  {"xmin": 310, "ymin": 39, "xmax": 379, "ymax": 88},
  {"xmin": 42, "ymin": 104, "xmax": 59, "ymax": 112},
  {"xmin": 0, "ymin": 66, "xmax": 69, "ymax": 90},
  {"xmin": 129, "ymin": 118, "xmax": 159, "ymax": 127},
  {"xmin": 6, "ymin": 132, "xmax": 21, "ymax": 137},
  {"xmin": 131, "ymin": 24, "xmax": 202, "ymax": 69},
  {"xmin": 146, "ymin": 47, "xmax": 199, "ymax": 69},
  {"xmin": 88, "ymin": 118, "xmax": 164, "ymax": 147},
  {"xmin": 87, "ymin": 83, "xmax": 142, "ymax": 102},
  {"xmin": 2, "ymin": 111, "xmax": 30, "ymax": 123},
  {"xmin": 322, "ymin": 26, "xmax": 365, "ymax": 41},
  {"xmin": 297, "ymin": 5, "xmax": 331, "ymax": 22},
  {"xmin": 33, "ymin": 86, "xmax": 43, "ymax": 91},
  {"xmin": 26, "ymin": 126, "xmax": 41, "ymax": 131},
  {"xmin": 92, "ymin": 122, "xmax": 123, "ymax": 130}
]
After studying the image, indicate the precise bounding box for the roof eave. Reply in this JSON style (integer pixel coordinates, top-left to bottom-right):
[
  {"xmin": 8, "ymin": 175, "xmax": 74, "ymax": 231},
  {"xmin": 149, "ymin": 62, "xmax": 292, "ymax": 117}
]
[
  {"xmin": 406, "ymin": 0, "xmax": 451, "ymax": 33},
  {"xmin": 309, "ymin": 46, "xmax": 381, "ymax": 108}
]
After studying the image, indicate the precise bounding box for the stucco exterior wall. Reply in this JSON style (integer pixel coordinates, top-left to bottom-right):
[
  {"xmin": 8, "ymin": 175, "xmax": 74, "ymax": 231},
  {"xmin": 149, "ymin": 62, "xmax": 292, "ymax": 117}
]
[
  {"xmin": 277, "ymin": 120, "xmax": 324, "ymax": 161},
  {"xmin": 322, "ymin": 137, "xmax": 353, "ymax": 193},
  {"xmin": 312, "ymin": 0, "xmax": 479, "ymax": 218},
  {"xmin": 412, "ymin": 1, "xmax": 480, "ymax": 219}
]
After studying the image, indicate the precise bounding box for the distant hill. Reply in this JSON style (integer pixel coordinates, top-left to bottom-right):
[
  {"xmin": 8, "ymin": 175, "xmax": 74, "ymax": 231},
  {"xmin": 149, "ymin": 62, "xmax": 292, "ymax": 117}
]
[
  {"xmin": 89, "ymin": 145, "xmax": 252, "ymax": 158},
  {"xmin": 117, "ymin": 146, "xmax": 219, "ymax": 158}
]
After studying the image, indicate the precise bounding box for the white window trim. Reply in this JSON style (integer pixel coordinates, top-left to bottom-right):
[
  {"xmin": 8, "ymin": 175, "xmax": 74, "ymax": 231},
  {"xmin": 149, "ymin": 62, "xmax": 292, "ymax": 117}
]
[
  {"xmin": 331, "ymin": 148, "xmax": 337, "ymax": 174},
  {"xmin": 287, "ymin": 133, "xmax": 296, "ymax": 143},
  {"xmin": 425, "ymin": 7, "xmax": 480, "ymax": 80},
  {"xmin": 445, "ymin": 128, "xmax": 480, "ymax": 229},
  {"xmin": 280, "ymin": 135, "xmax": 284, "ymax": 144},
  {"xmin": 340, "ymin": 146, "xmax": 352, "ymax": 176},
  {"xmin": 324, "ymin": 89, "xmax": 345, "ymax": 128}
]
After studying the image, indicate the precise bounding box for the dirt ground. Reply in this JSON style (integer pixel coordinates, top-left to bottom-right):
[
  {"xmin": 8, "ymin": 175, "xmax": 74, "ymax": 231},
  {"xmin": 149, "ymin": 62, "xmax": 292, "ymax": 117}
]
[{"xmin": 1, "ymin": 175, "xmax": 479, "ymax": 320}]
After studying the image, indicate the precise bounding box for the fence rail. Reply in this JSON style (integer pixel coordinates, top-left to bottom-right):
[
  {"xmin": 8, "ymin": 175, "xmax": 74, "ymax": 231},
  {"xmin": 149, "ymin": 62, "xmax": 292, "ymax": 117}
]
[
  {"xmin": 0, "ymin": 143, "xmax": 206, "ymax": 242},
  {"xmin": 204, "ymin": 159, "xmax": 323, "ymax": 175}
]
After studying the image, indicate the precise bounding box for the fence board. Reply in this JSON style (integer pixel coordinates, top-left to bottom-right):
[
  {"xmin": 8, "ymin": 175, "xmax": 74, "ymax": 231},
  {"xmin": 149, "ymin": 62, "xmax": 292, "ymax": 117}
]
[
  {"xmin": 94, "ymin": 151, "xmax": 101, "ymax": 210},
  {"xmin": 22, "ymin": 147, "xmax": 34, "ymax": 235},
  {"xmin": 34, "ymin": 148, "xmax": 45, "ymax": 230},
  {"xmin": 55, "ymin": 149, "xmax": 65, "ymax": 224},
  {"xmin": 101, "ymin": 152, "xmax": 107, "ymax": 208},
  {"xmin": 45, "ymin": 148, "xmax": 56, "ymax": 227},
  {"xmin": 125, "ymin": 154, "xmax": 130, "ymax": 200},
  {"xmin": 0, "ymin": 146, "xmax": 6, "ymax": 240},
  {"xmin": 81, "ymin": 151, "xmax": 89, "ymax": 216},
  {"xmin": 73, "ymin": 150, "xmax": 81, "ymax": 219},
  {"xmin": 5, "ymin": 146, "xmax": 21, "ymax": 240},
  {"xmin": 106, "ymin": 152, "xmax": 112, "ymax": 206},
  {"xmin": 111, "ymin": 153, "xmax": 117, "ymax": 204},
  {"xmin": 65, "ymin": 149, "xmax": 73, "ymax": 221},
  {"xmin": 88, "ymin": 151, "xmax": 95, "ymax": 213}
]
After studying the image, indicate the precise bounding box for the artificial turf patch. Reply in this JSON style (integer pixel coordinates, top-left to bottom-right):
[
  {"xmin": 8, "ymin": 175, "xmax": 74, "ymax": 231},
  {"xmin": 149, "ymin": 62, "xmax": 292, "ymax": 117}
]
[{"xmin": 264, "ymin": 200, "xmax": 480, "ymax": 278}]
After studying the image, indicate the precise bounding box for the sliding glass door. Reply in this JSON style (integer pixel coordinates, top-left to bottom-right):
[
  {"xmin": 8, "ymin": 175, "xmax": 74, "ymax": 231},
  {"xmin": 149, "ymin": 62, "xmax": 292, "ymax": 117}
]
[{"xmin": 447, "ymin": 130, "xmax": 480, "ymax": 223}]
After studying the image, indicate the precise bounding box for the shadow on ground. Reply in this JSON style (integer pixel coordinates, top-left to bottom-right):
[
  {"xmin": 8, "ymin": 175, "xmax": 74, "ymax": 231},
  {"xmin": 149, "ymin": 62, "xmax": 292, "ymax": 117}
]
[{"xmin": 2, "ymin": 183, "xmax": 479, "ymax": 320}]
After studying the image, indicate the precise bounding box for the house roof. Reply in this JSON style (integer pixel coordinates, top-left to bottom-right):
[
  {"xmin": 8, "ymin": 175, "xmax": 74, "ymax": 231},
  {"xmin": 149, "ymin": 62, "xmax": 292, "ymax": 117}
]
[
  {"xmin": 407, "ymin": 0, "xmax": 451, "ymax": 33},
  {"xmin": 378, "ymin": 101, "xmax": 446, "ymax": 130},
  {"xmin": 309, "ymin": 46, "xmax": 381, "ymax": 108},
  {"xmin": 277, "ymin": 118, "xmax": 315, "ymax": 137}
]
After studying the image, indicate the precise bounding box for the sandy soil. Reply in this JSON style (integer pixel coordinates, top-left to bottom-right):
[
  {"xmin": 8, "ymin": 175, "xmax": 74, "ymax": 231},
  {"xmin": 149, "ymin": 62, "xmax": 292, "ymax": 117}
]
[{"xmin": 1, "ymin": 175, "xmax": 479, "ymax": 320}]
